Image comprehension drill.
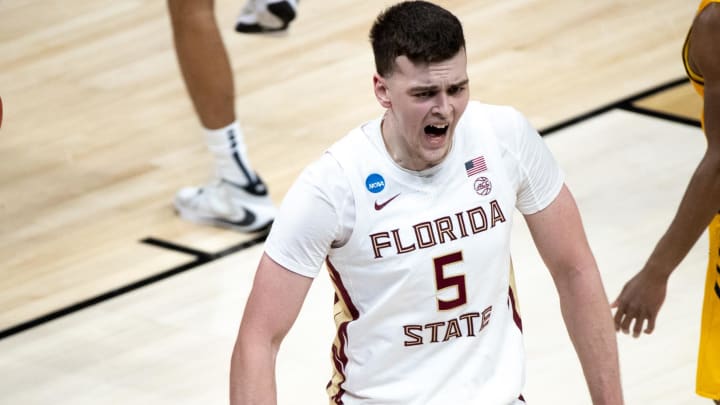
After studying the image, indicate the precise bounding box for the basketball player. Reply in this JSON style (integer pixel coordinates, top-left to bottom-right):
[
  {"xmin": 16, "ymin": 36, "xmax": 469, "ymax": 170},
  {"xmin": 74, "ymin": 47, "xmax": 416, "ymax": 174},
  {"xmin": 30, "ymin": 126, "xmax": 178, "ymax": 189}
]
[
  {"xmin": 229, "ymin": 2, "xmax": 623, "ymax": 404},
  {"xmin": 166, "ymin": 0, "xmax": 297, "ymax": 232},
  {"xmin": 612, "ymin": 1, "xmax": 720, "ymax": 403}
]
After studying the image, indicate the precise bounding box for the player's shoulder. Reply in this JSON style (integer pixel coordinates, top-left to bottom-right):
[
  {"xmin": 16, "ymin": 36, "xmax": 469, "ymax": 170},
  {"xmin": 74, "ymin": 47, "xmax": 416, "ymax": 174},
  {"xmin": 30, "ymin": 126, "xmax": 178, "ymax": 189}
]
[
  {"xmin": 461, "ymin": 101, "xmax": 526, "ymax": 136},
  {"xmin": 463, "ymin": 101, "xmax": 523, "ymax": 125},
  {"xmin": 690, "ymin": 3, "xmax": 720, "ymax": 80},
  {"xmin": 300, "ymin": 121, "xmax": 375, "ymax": 192},
  {"xmin": 326, "ymin": 117, "xmax": 383, "ymax": 166},
  {"xmin": 693, "ymin": 2, "xmax": 720, "ymax": 44},
  {"xmin": 301, "ymin": 149, "xmax": 343, "ymax": 184},
  {"xmin": 465, "ymin": 100, "xmax": 519, "ymax": 115}
]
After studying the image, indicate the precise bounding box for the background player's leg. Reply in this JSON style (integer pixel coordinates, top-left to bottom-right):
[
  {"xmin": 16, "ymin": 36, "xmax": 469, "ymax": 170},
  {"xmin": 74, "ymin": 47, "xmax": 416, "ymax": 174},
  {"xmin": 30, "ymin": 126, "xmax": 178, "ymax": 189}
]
[{"xmin": 167, "ymin": 0, "xmax": 275, "ymax": 232}]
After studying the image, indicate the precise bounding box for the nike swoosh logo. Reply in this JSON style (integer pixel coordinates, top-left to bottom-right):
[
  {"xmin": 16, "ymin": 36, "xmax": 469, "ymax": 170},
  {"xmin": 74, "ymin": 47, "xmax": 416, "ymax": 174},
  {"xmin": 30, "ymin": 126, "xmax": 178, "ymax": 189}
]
[
  {"xmin": 374, "ymin": 193, "xmax": 401, "ymax": 211},
  {"xmin": 221, "ymin": 178, "xmax": 268, "ymax": 197},
  {"xmin": 217, "ymin": 207, "xmax": 256, "ymax": 227}
]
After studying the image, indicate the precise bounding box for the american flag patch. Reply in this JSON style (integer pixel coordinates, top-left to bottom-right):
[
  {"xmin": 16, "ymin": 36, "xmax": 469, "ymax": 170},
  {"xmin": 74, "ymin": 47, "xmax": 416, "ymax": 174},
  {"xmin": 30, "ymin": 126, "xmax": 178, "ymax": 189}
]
[{"xmin": 465, "ymin": 156, "xmax": 487, "ymax": 177}]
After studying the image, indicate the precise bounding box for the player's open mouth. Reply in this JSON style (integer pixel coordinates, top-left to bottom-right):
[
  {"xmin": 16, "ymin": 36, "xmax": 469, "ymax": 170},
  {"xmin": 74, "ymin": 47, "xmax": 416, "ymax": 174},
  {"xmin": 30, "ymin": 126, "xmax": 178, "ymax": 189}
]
[{"xmin": 424, "ymin": 124, "xmax": 449, "ymax": 137}]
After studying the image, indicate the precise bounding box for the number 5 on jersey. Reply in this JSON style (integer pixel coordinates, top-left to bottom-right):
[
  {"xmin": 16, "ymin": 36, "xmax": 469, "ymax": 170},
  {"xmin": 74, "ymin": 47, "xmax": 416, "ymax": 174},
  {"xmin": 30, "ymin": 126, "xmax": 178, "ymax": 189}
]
[{"xmin": 434, "ymin": 251, "xmax": 467, "ymax": 310}]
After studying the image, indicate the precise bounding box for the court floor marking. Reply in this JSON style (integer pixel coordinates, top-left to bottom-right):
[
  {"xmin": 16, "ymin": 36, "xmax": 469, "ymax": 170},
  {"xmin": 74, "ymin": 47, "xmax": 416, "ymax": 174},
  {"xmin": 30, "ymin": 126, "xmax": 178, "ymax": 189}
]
[
  {"xmin": 540, "ymin": 77, "xmax": 699, "ymax": 136},
  {"xmin": 0, "ymin": 77, "xmax": 700, "ymax": 341},
  {"xmin": 0, "ymin": 234, "xmax": 268, "ymax": 340}
]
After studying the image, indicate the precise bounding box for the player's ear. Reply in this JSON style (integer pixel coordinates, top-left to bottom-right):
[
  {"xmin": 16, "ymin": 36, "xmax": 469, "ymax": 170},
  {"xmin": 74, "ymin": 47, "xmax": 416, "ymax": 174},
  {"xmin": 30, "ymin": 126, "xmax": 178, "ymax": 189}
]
[{"xmin": 373, "ymin": 73, "xmax": 391, "ymax": 108}]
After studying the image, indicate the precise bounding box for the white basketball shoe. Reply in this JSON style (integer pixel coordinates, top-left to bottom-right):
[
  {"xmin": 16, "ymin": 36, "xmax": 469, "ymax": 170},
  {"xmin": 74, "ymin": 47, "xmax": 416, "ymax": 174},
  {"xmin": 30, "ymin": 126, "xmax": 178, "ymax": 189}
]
[
  {"xmin": 174, "ymin": 177, "xmax": 276, "ymax": 233},
  {"xmin": 235, "ymin": 0, "xmax": 298, "ymax": 33}
]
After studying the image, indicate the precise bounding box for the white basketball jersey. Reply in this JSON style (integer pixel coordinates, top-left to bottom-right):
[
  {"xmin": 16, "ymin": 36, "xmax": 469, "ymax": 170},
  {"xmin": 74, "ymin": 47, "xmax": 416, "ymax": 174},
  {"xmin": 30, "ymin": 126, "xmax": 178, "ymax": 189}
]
[{"xmin": 323, "ymin": 103, "xmax": 535, "ymax": 404}]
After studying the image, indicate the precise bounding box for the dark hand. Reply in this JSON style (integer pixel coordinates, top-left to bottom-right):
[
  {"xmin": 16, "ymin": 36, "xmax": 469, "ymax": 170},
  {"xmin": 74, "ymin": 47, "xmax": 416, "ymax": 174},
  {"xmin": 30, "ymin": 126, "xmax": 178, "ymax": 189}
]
[{"xmin": 611, "ymin": 270, "xmax": 668, "ymax": 337}]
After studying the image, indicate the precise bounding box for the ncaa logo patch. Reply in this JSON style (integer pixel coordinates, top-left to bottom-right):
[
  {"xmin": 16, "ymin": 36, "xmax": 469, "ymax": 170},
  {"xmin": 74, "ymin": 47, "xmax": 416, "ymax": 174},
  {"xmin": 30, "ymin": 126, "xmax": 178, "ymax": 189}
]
[{"xmin": 365, "ymin": 173, "xmax": 386, "ymax": 193}]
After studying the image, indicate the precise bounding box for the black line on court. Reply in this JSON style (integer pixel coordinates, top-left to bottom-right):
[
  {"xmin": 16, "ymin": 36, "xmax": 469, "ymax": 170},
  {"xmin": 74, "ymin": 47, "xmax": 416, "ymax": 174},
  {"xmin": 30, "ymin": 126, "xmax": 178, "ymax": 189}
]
[
  {"xmin": 540, "ymin": 77, "xmax": 697, "ymax": 135},
  {"xmin": 141, "ymin": 237, "xmax": 214, "ymax": 259},
  {"xmin": 0, "ymin": 233, "xmax": 268, "ymax": 340},
  {"xmin": 618, "ymin": 104, "xmax": 701, "ymax": 128},
  {"xmin": 0, "ymin": 76, "xmax": 699, "ymax": 341},
  {"xmin": 141, "ymin": 234, "xmax": 270, "ymax": 259}
]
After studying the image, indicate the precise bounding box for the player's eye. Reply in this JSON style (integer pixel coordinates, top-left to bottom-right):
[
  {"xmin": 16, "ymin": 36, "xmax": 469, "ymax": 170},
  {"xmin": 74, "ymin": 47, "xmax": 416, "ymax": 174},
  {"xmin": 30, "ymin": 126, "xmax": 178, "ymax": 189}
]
[
  {"xmin": 448, "ymin": 85, "xmax": 465, "ymax": 95},
  {"xmin": 414, "ymin": 90, "xmax": 437, "ymax": 99}
]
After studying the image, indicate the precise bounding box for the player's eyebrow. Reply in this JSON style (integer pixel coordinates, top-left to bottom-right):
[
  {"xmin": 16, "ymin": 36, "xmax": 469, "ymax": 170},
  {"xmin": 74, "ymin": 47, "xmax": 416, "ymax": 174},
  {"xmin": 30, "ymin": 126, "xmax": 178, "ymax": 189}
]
[{"xmin": 408, "ymin": 78, "xmax": 469, "ymax": 93}]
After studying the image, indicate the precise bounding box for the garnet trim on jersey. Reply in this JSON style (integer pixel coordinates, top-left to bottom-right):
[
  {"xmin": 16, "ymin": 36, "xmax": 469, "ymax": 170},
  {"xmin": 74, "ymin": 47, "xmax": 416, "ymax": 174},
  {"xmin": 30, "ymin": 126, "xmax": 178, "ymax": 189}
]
[
  {"xmin": 508, "ymin": 286, "xmax": 523, "ymax": 331},
  {"xmin": 325, "ymin": 258, "xmax": 360, "ymax": 404}
]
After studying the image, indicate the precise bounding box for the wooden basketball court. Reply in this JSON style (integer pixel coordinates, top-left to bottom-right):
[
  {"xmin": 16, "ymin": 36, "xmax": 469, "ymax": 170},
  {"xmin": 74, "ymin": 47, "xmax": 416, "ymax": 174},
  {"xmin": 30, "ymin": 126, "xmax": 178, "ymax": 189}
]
[{"xmin": 0, "ymin": 0, "xmax": 711, "ymax": 403}]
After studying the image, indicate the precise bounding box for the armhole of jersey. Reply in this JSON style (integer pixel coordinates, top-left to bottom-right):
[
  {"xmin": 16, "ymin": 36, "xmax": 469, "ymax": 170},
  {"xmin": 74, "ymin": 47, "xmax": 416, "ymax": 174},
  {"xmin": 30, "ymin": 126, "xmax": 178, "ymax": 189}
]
[{"xmin": 683, "ymin": 27, "xmax": 705, "ymax": 87}]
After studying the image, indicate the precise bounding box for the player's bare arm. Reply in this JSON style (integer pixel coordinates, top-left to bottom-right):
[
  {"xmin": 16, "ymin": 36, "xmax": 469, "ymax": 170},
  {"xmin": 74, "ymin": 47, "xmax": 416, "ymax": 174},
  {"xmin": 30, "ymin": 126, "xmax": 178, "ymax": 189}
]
[
  {"xmin": 230, "ymin": 253, "xmax": 313, "ymax": 405},
  {"xmin": 525, "ymin": 185, "xmax": 624, "ymax": 405}
]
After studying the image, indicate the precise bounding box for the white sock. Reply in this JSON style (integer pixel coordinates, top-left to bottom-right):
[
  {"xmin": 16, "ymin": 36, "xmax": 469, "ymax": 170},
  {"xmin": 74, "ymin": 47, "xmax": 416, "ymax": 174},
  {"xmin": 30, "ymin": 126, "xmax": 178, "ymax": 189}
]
[{"xmin": 204, "ymin": 122, "xmax": 257, "ymax": 186}]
